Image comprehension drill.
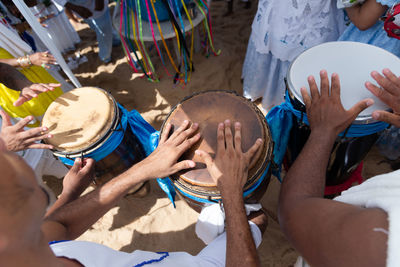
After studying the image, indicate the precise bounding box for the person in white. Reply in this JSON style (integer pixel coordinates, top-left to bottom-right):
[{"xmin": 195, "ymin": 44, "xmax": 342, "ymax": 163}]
[
  {"xmin": 0, "ymin": 118, "xmax": 267, "ymax": 266},
  {"xmin": 242, "ymin": 0, "xmax": 345, "ymax": 111},
  {"xmin": 279, "ymin": 68, "xmax": 400, "ymax": 267},
  {"xmin": 54, "ymin": 0, "xmax": 120, "ymax": 63}
]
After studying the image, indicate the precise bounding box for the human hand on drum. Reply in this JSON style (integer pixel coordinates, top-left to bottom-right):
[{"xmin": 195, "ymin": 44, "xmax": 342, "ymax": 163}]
[
  {"xmin": 301, "ymin": 70, "xmax": 373, "ymax": 137},
  {"xmin": 365, "ymin": 68, "xmax": 400, "ymax": 127},
  {"xmin": 141, "ymin": 120, "xmax": 201, "ymax": 179},
  {"xmin": 195, "ymin": 120, "xmax": 263, "ymax": 195},
  {"xmin": 62, "ymin": 158, "xmax": 95, "ymax": 198},
  {"xmin": 0, "ymin": 110, "xmax": 53, "ymax": 151},
  {"xmin": 13, "ymin": 83, "xmax": 60, "ymax": 107}
]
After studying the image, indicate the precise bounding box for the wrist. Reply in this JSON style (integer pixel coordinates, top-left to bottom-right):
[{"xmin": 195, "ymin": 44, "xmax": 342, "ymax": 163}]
[{"xmin": 309, "ymin": 128, "xmax": 337, "ymax": 144}]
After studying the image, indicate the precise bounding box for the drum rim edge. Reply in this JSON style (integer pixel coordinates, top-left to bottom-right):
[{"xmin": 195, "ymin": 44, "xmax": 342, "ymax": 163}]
[
  {"xmin": 286, "ymin": 41, "xmax": 392, "ymax": 124},
  {"xmin": 160, "ymin": 90, "xmax": 274, "ymax": 195},
  {"xmin": 48, "ymin": 88, "xmax": 120, "ymax": 158}
]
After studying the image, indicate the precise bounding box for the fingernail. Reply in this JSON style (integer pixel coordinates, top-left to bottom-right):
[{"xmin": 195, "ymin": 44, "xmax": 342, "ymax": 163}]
[
  {"xmin": 235, "ymin": 122, "xmax": 241, "ymax": 127},
  {"xmin": 372, "ymin": 112, "xmax": 379, "ymax": 119},
  {"xmin": 332, "ymin": 73, "xmax": 337, "ymax": 78},
  {"xmin": 183, "ymin": 120, "xmax": 188, "ymax": 124},
  {"xmin": 257, "ymin": 138, "xmax": 263, "ymax": 143},
  {"xmin": 383, "ymin": 68, "xmax": 390, "ymax": 75},
  {"xmin": 320, "ymin": 70, "xmax": 326, "ymax": 75},
  {"xmin": 371, "ymin": 71, "xmax": 378, "ymax": 77},
  {"xmin": 366, "ymin": 100, "xmax": 374, "ymax": 106},
  {"xmin": 224, "ymin": 119, "xmax": 230, "ymax": 124},
  {"xmin": 188, "ymin": 161, "xmax": 195, "ymax": 168},
  {"xmin": 308, "ymin": 76, "xmax": 314, "ymax": 82},
  {"xmin": 192, "ymin": 122, "xmax": 198, "ymax": 128},
  {"xmin": 218, "ymin": 123, "xmax": 224, "ymax": 128},
  {"xmin": 27, "ymin": 116, "xmax": 33, "ymax": 120},
  {"xmin": 195, "ymin": 150, "xmax": 201, "ymax": 155},
  {"xmin": 42, "ymin": 127, "xmax": 48, "ymax": 131},
  {"xmin": 47, "ymin": 134, "xmax": 52, "ymax": 138}
]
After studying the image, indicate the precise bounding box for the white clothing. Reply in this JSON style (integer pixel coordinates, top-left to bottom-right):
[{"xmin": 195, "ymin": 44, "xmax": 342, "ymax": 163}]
[
  {"xmin": 335, "ymin": 170, "xmax": 400, "ymax": 267},
  {"xmin": 250, "ymin": 0, "xmax": 345, "ymax": 62},
  {"xmin": 295, "ymin": 170, "xmax": 400, "ymax": 267},
  {"xmin": 53, "ymin": 0, "xmax": 109, "ymax": 19},
  {"xmin": 29, "ymin": 2, "xmax": 80, "ymax": 54},
  {"xmin": 51, "ymin": 222, "xmax": 262, "ymax": 267},
  {"xmin": 195, "ymin": 203, "xmax": 262, "ymax": 244},
  {"xmin": 337, "ymin": 0, "xmax": 366, "ymax": 8},
  {"xmin": 242, "ymin": 0, "xmax": 345, "ymax": 110}
]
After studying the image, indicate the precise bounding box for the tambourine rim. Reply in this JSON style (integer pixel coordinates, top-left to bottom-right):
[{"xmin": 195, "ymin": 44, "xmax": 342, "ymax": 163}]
[{"xmin": 286, "ymin": 41, "xmax": 393, "ymax": 125}]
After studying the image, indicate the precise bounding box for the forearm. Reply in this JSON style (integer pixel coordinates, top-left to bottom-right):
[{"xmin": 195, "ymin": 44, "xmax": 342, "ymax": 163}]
[
  {"xmin": 222, "ymin": 188, "xmax": 260, "ymax": 267},
  {"xmin": 45, "ymin": 190, "xmax": 82, "ymax": 217},
  {"xmin": 0, "ymin": 62, "xmax": 32, "ymax": 90},
  {"xmin": 45, "ymin": 162, "xmax": 149, "ymax": 240},
  {"xmin": 279, "ymin": 130, "xmax": 336, "ymax": 211},
  {"xmin": 0, "ymin": 58, "xmax": 20, "ymax": 68}
]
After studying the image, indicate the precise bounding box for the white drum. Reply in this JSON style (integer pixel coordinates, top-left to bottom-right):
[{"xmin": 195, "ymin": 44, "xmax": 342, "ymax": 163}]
[{"xmin": 287, "ymin": 41, "xmax": 400, "ymax": 123}]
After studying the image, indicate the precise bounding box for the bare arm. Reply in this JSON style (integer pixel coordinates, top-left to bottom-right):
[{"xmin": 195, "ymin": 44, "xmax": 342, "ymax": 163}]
[
  {"xmin": 42, "ymin": 120, "xmax": 200, "ymax": 242},
  {"xmin": 345, "ymin": 0, "xmax": 387, "ymax": 30},
  {"xmin": 0, "ymin": 62, "xmax": 32, "ymax": 90},
  {"xmin": 197, "ymin": 120, "xmax": 263, "ymax": 267},
  {"xmin": 45, "ymin": 158, "xmax": 95, "ymax": 217},
  {"xmin": 278, "ymin": 71, "xmax": 388, "ymax": 267}
]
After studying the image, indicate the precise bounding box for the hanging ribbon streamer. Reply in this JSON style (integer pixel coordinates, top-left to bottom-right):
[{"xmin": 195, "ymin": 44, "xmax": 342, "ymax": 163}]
[{"xmin": 117, "ymin": 0, "xmax": 220, "ymax": 84}]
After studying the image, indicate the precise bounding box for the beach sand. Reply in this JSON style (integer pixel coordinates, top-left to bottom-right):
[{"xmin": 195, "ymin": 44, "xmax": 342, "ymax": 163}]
[{"xmin": 44, "ymin": 1, "xmax": 393, "ymax": 266}]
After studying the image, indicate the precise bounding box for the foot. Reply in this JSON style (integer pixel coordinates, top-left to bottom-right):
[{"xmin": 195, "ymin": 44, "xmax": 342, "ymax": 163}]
[{"xmin": 248, "ymin": 209, "xmax": 268, "ymax": 235}]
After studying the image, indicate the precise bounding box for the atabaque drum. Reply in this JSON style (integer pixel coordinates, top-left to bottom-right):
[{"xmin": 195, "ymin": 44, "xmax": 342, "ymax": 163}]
[
  {"xmin": 285, "ymin": 41, "xmax": 400, "ymax": 194},
  {"xmin": 161, "ymin": 90, "xmax": 274, "ymax": 210},
  {"xmin": 42, "ymin": 87, "xmax": 145, "ymax": 188}
]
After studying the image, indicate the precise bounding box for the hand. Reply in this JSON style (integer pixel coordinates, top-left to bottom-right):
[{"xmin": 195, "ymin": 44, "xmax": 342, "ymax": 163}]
[
  {"xmin": 140, "ymin": 120, "xmax": 201, "ymax": 179},
  {"xmin": 29, "ymin": 51, "xmax": 57, "ymax": 68},
  {"xmin": 14, "ymin": 83, "xmax": 60, "ymax": 106},
  {"xmin": 62, "ymin": 158, "xmax": 95, "ymax": 198},
  {"xmin": 195, "ymin": 120, "xmax": 263, "ymax": 195},
  {"xmin": 301, "ymin": 70, "xmax": 373, "ymax": 137},
  {"xmin": 0, "ymin": 110, "xmax": 53, "ymax": 151},
  {"xmin": 365, "ymin": 68, "xmax": 400, "ymax": 127}
]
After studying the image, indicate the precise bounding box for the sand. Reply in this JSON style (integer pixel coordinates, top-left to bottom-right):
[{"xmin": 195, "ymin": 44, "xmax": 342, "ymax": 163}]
[{"xmin": 44, "ymin": 1, "xmax": 394, "ymax": 266}]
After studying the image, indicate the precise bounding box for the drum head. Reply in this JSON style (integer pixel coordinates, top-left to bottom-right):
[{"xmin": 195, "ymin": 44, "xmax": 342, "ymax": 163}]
[
  {"xmin": 161, "ymin": 90, "xmax": 272, "ymax": 188},
  {"xmin": 42, "ymin": 87, "xmax": 116, "ymax": 152},
  {"xmin": 287, "ymin": 41, "xmax": 400, "ymax": 121}
]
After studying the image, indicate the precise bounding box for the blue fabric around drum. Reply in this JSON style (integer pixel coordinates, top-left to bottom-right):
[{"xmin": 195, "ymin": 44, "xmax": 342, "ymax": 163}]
[
  {"xmin": 266, "ymin": 93, "xmax": 389, "ymax": 179},
  {"xmin": 58, "ymin": 103, "xmax": 128, "ymax": 165}
]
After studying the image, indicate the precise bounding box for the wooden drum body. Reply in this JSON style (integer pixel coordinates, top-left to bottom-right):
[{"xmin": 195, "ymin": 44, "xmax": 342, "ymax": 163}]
[
  {"xmin": 161, "ymin": 90, "xmax": 273, "ymax": 210},
  {"xmin": 42, "ymin": 87, "xmax": 145, "ymax": 186}
]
